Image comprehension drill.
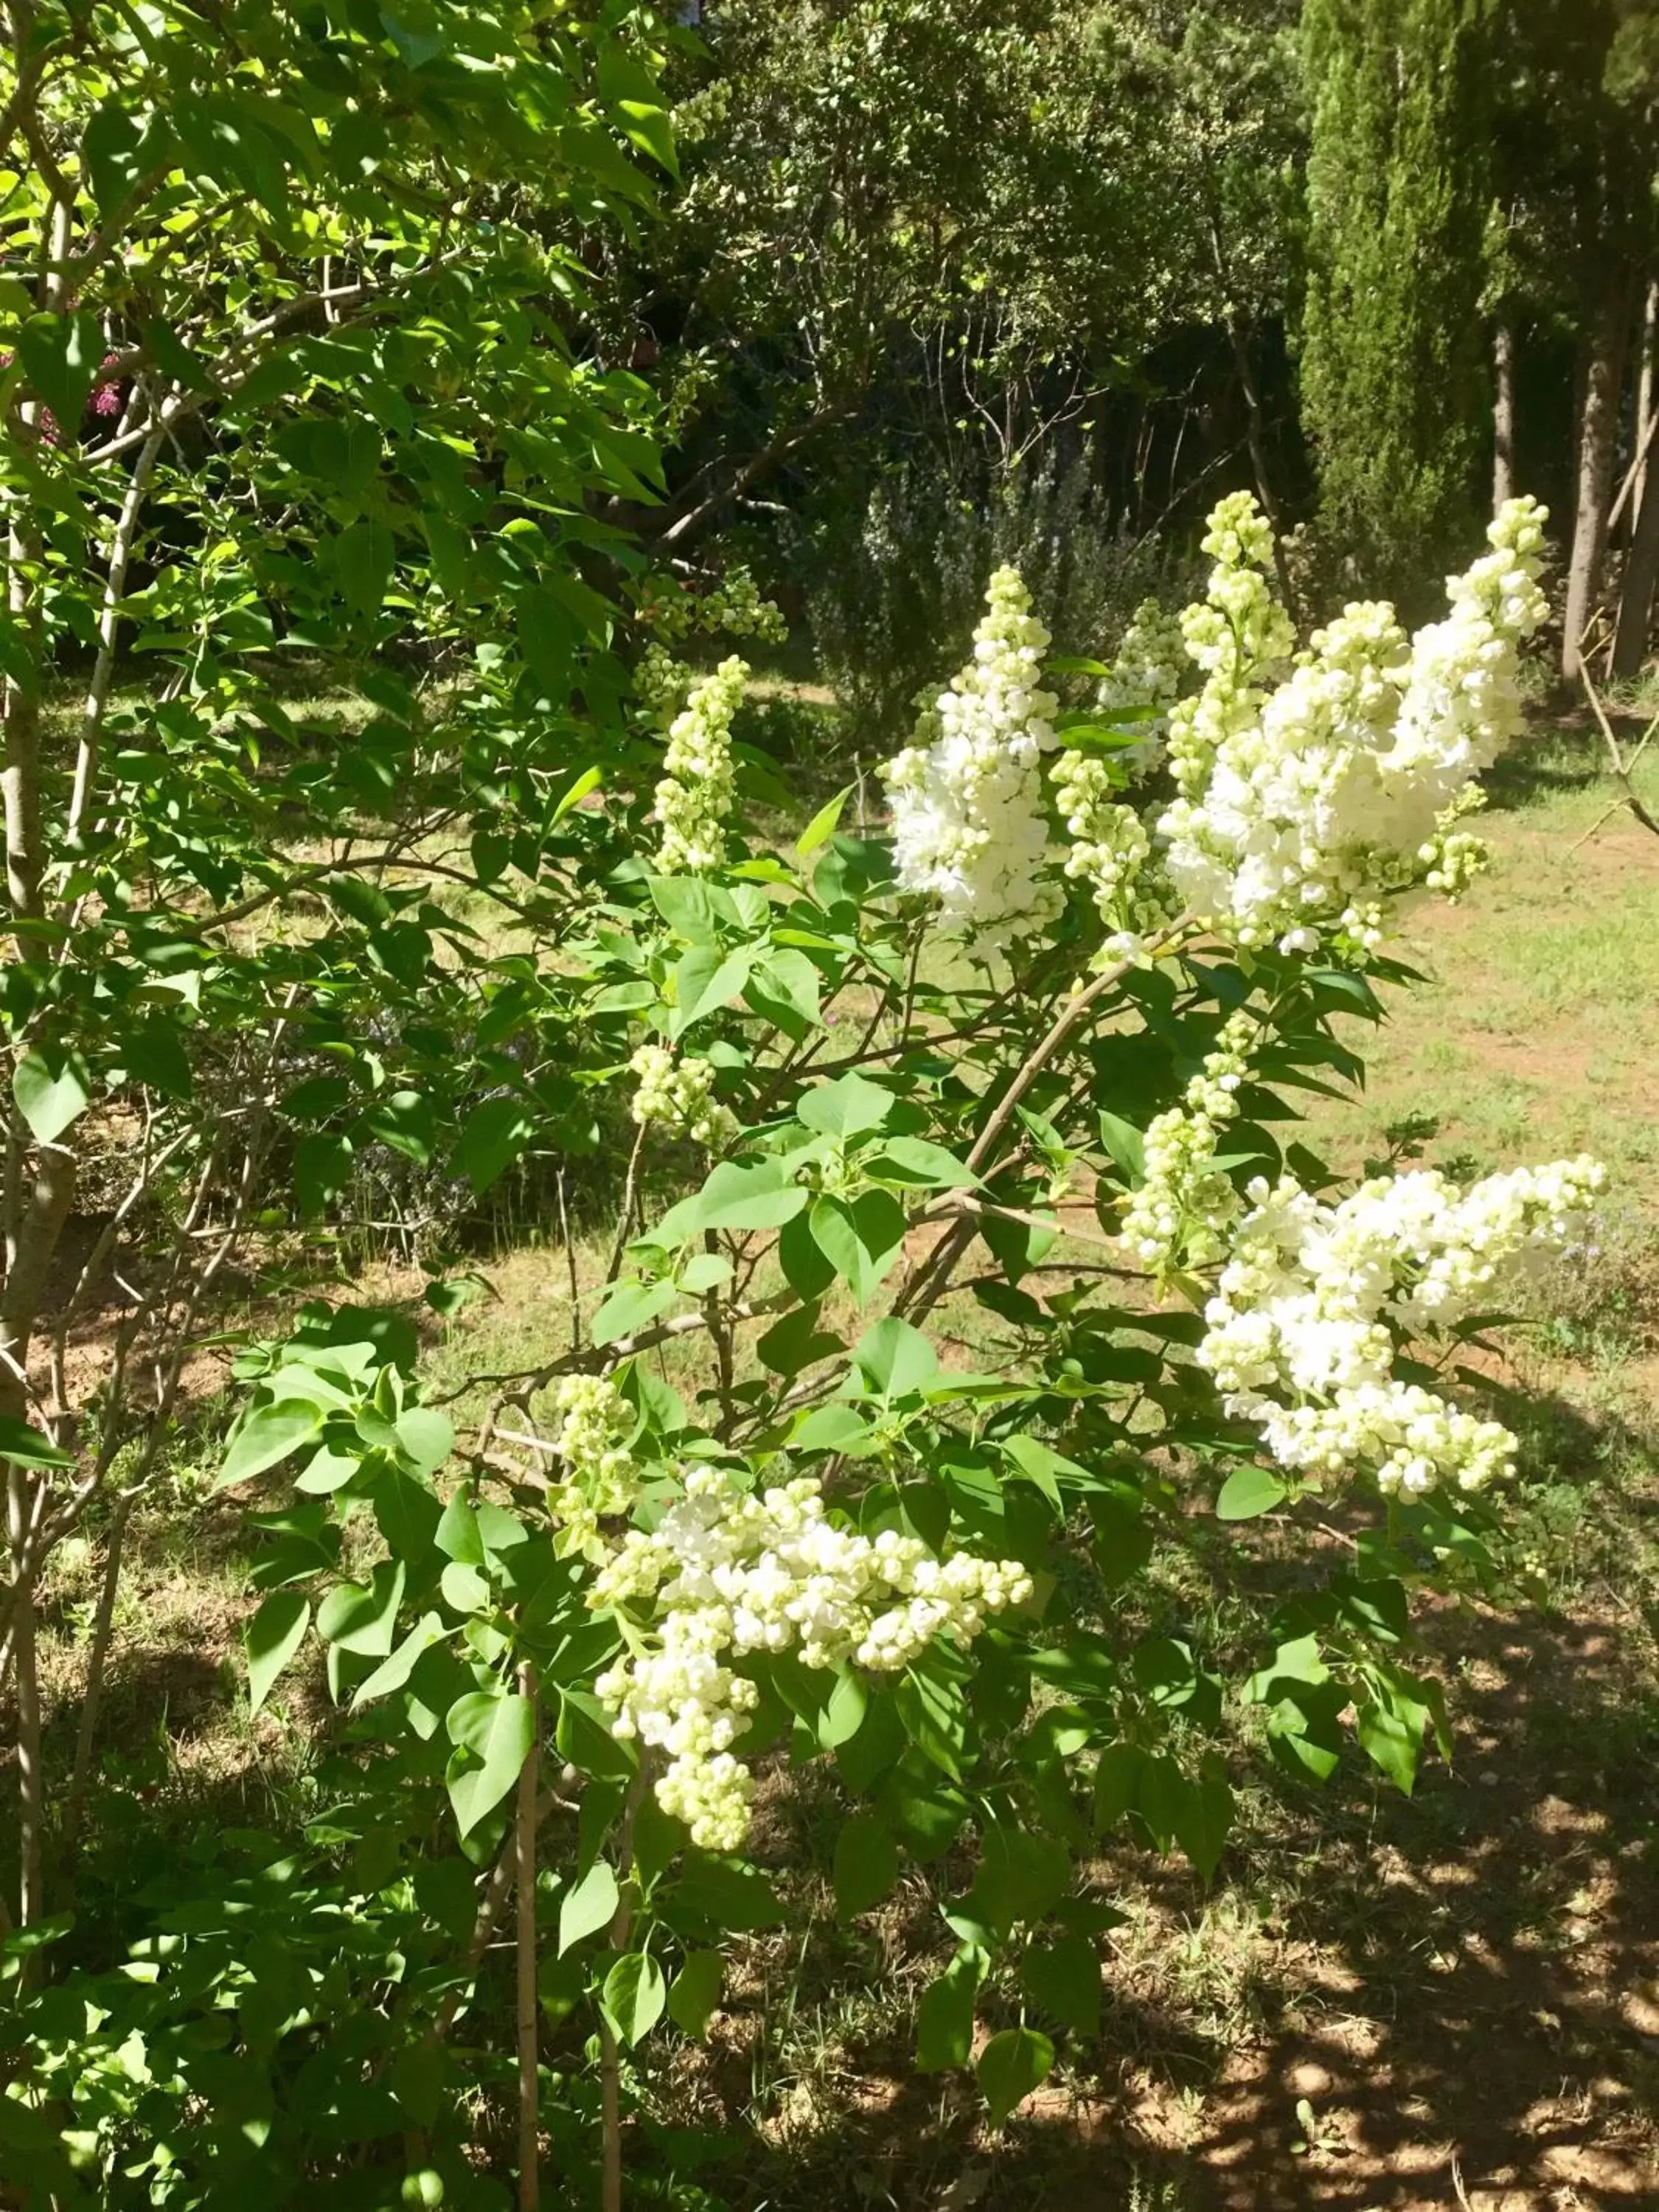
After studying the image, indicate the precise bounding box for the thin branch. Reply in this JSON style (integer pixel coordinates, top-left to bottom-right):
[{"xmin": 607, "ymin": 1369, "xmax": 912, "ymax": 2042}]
[
  {"xmin": 1576, "ymin": 664, "xmax": 1659, "ymax": 840},
  {"xmin": 67, "ymin": 418, "xmax": 168, "ymax": 844}
]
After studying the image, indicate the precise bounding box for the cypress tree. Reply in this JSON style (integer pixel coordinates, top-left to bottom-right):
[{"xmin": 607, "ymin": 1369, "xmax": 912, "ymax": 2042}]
[{"xmin": 1299, "ymin": 0, "xmax": 1493, "ymax": 604}]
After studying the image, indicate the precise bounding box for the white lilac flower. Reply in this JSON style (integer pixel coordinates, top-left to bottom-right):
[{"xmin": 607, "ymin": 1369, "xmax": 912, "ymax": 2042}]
[
  {"xmin": 590, "ymin": 1467, "xmax": 1030, "ymax": 1851},
  {"xmin": 1164, "ymin": 492, "xmax": 1298, "ymax": 810},
  {"xmin": 1093, "ymin": 596, "xmax": 1193, "ymax": 779},
  {"xmin": 543, "ymin": 1372, "xmax": 639, "ymax": 1557},
  {"xmin": 1118, "ymin": 1011, "xmax": 1259, "ymax": 1273},
  {"xmin": 1050, "ymin": 748, "xmax": 1175, "ymax": 950},
  {"xmin": 630, "ymin": 1043, "xmax": 736, "ymax": 1150},
  {"xmin": 1158, "ymin": 497, "xmax": 1549, "ymax": 955},
  {"xmin": 1197, "ymin": 1155, "xmax": 1604, "ymax": 1497},
  {"xmin": 880, "ymin": 567, "xmax": 1064, "ymax": 945},
  {"xmin": 654, "ymin": 655, "xmax": 746, "ymax": 874}
]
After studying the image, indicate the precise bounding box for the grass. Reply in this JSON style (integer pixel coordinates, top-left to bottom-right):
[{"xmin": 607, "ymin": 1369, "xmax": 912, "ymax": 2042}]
[
  {"xmin": 15, "ymin": 699, "xmax": 1659, "ymax": 2211},
  {"xmin": 1304, "ymin": 709, "xmax": 1659, "ymax": 1197}
]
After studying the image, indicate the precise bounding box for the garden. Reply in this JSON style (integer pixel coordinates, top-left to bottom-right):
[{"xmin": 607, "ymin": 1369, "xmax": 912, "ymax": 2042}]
[{"xmin": 2, "ymin": 4, "xmax": 1658, "ymax": 2209}]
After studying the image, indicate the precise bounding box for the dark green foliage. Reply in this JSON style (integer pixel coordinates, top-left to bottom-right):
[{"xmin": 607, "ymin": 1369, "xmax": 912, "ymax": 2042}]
[{"xmin": 1300, "ymin": 0, "xmax": 1494, "ymax": 599}]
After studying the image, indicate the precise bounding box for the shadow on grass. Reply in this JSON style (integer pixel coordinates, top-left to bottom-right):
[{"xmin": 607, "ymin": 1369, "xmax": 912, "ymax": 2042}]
[
  {"xmin": 664, "ymin": 1378, "xmax": 1659, "ymax": 2212},
  {"xmin": 13, "ymin": 1368, "xmax": 1658, "ymax": 2211}
]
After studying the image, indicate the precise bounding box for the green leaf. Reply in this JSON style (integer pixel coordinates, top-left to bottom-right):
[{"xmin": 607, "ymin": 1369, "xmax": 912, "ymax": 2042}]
[
  {"xmin": 746, "ymin": 950, "xmax": 822, "ymax": 1035},
  {"xmin": 867, "ymin": 1136, "xmax": 978, "ymax": 1189},
  {"xmin": 796, "ymin": 1071, "xmax": 895, "ymax": 1138},
  {"xmin": 915, "ymin": 1944, "xmax": 985, "ymax": 2071},
  {"xmin": 617, "ymin": 98, "xmax": 676, "ymax": 175},
  {"xmin": 1217, "ymin": 1465, "xmax": 1288, "ymax": 1521},
  {"xmin": 792, "ymin": 1402, "xmax": 872, "ymax": 1453},
  {"xmin": 364, "ymin": 1090, "xmax": 435, "ymax": 1165},
  {"xmin": 13, "ymin": 1046, "xmax": 91, "ymax": 1145},
  {"xmin": 553, "ymin": 764, "xmax": 603, "ymax": 821},
  {"xmin": 678, "ymin": 1251, "xmax": 732, "ymax": 1295},
  {"xmin": 896, "ymin": 1663, "xmax": 967, "ymax": 1780},
  {"xmin": 669, "ymin": 1158, "xmax": 808, "ymax": 1238},
  {"xmin": 122, "ymin": 1018, "xmax": 194, "ymax": 1100},
  {"xmin": 666, "ymin": 1950, "xmax": 723, "ymax": 2040},
  {"xmin": 1093, "ymin": 1743, "xmax": 1146, "ymax": 1832},
  {"xmin": 977, "ymin": 2025, "xmax": 1055, "ymax": 2124},
  {"xmin": 1021, "ymin": 1935, "xmax": 1102, "ymax": 2040},
  {"xmin": 810, "ymin": 1189, "xmax": 905, "ymax": 1303},
  {"xmin": 15, "ymin": 310, "xmax": 105, "ymax": 425},
  {"xmin": 396, "ymin": 1406, "xmax": 453, "ymax": 1476},
  {"xmin": 246, "ymin": 1591, "xmax": 309, "ymax": 1713},
  {"xmin": 456, "ymin": 1096, "xmax": 535, "ymax": 1193},
  {"xmin": 1356, "ymin": 1694, "xmax": 1424, "ymax": 1795},
  {"xmin": 601, "ymin": 1951, "xmax": 667, "ymax": 2047},
  {"xmin": 777, "ymin": 1210, "xmax": 837, "ymax": 1299},
  {"xmin": 1096, "ymin": 1110, "xmax": 1146, "ymax": 1183},
  {"xmin": 833, "ymin": 1812, "xmax": 900, "ymax": 1919},
  {"xmin": 445, "ymin": 1689, "xmax": 535, "ymax": 1837},
  {"xmin": 966, "ymin": 1828, "xmax": 1071, "ymax": 1935},
  {"xmin": 796, "ymin": 785, "xmax": 852, "ymax": 859},
  {"xmin": 436, "ymin": 1494, "xmax": 485, "ymax": 1565},
  {"xmin": 647, "ymin": 875, "xmax": 726, "ymax": 945},
  {"xmin": 335, "ymin": 518, "xmax": 396, "ymax": 615},
  {"xmin": 662, "ymin": 1854, "xmax": 785, "ymax": 1932},
  {"xmin": 591, "ymin": 1276, "xmax": 679, "ymax": 1346},
  {"xmin": 316, "ymin": 1558, "xmax": 405, "ymax": 1656},
  {"xmin": 757, "ymin": 1301, "xmax": 842, "ymax": 1377},
  {"xmin": 440, "ymin": 1559, "xmax": 491, "ymax": 1613},
  {"xmin": 296, "ymin": 1131, "xmax": 353, "ymax": 1220},
  {"xmin": 1173, "ymin": 1759, "xmax": 1234, "ymax": 1879},
  {"xmin": 558, "ymin": 1858, "xmax": 619, "ymax": 1954},
  {"xmin": 352, "ymin": 1612, "xmax": 448, "ymax": 1707},
  {"xmin": 670, "ymin": 945, "xmax": 754, "ymax": 1037},
  {"xmin": 217, "ymin": 1402, "xmax": 325, "ymax": 1489},
  {"xmin": 0, "ymin": 1416, "xmax": 73, "ymax": 1470},
  {"xmin": 852, "ymin": 1316, "xmax": 939, "ymax": 1397}
]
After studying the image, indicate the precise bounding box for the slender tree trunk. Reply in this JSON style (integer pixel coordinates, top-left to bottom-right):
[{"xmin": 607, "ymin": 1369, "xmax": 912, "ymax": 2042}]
[
  {"xmin": 1635, "ymin": 277, "xmax": 1658, "ymax": 522},
  {"xmin": 1492, "ymin": 319, "xmax": 1517, "ymax": 510},
  {"xmin": 1224, "ymin": 310, "xmax": 1300, "ymax": 622},
  {"xmin": 515, "ymin": 1666, "xmax": 540, "ymax": 2212},
  {"xmin": 1562, "ymin": 284, "xmax": 1633, "ymax": 679},
  {"xmin": 7, "ymin": 1462, "xmax": 43, "ymax": 1935},
  {"xmin": 62, "ymin": 1493, "xmax": 132, "ymax": 1848},
  {"xmin": 1612, "ymin": 449, "xmax": 1659, "ymax": 679}
]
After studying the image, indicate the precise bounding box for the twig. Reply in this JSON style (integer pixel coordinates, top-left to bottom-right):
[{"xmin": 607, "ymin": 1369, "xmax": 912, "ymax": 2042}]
[
  {"xmin": 555, "ymin": 1169, "xmax": 581, "ymax": 1354},
  {"xmin": 604, "ymin": 1123, "xmax": 647, "ymax": 1287},
  {"xmin": 1576, "ymin": 664, "xmax": 1659, "ymax": 840}
]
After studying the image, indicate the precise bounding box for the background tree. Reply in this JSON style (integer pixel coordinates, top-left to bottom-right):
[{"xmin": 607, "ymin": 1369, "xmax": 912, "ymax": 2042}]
[{"xmin": 1298, "ymin": 0, "xmax": 1494, "ymax": 605}]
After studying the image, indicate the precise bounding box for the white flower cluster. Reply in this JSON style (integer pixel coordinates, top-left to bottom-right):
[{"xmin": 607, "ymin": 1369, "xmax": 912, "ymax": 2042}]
[
  {"xmin": 630, "ymin": 1043, "xmax": 737, "ymax": 1150},
  {"xmin": 591, "ymin": 1467, "xmax": 1031, "ymax": 1849},
  {"xmin": 655, "ymin": 655, "xmax": 746, "ymax": 874},
  {"xmin": 1164, "ymin": 493, "xmax": 1297, "ymax": 807},
  {"xmin": 1095, "ymin": 596, "xmax": 1192, "ymax": 779},
  {"xmin": 880, "ymin": 568, "xmax": 1064, "ymax": 945},
  {"xmin": 1051, "ymin": 747, "xmax": 1173, "ymax": 959},
  {"xmin": 543, "ymin": 1373, "xmax": 639, "ymax": 1557},
  {"xmin": 1119, "ymin": 1012, "xmax": 1257, "ymax": 1272},
  {"xmin": 1158, "ymin": 498, "xmax": 1550, "ymax": 953},
  {"xmin": 702, "ymin": 566, "xmax": 787, "ymax": 644},
  {"xmin": 636, "ymin": 640, "xmax": 690, "ymax": 728},
  {"xmin": 1199, "ymin": 1157, "xmax": 1605, "ymax": 1496}
]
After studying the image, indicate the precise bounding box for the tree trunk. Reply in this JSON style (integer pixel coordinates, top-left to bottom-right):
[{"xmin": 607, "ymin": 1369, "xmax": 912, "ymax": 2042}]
[
  {"xmin": 1562, "ymin": 286, "xmax": 1632, "ymax": 680},
  {"xmin": 1612, "ymin": 446, "xmax": 1659, "ymax": 678},
  {"xmin": 1224, "ymin": 310, "xmax": 1300, "ymax": 623},
  {"xmin": 1492, "ymin": 319, "xmax": 1517, "ymax": 510},
  {"xmin": 515, "ymin": 1667, "xmax": 540, "ymax": 2212},
  {"xmin": 1635, "ymin": 277, "xmax": 1658, "ymax": 523}
]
